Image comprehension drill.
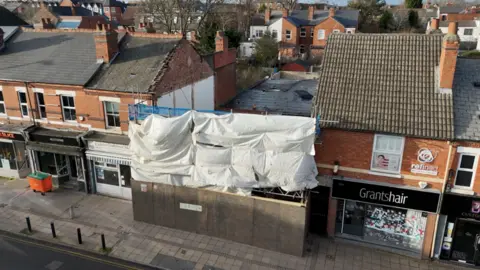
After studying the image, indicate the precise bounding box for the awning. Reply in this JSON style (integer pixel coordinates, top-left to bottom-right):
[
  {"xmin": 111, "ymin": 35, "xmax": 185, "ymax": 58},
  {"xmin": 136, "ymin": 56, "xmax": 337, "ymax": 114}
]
[
  {"xmin": 86, "ymin": 151, "xmax": 131, "ymax": 166},
  {"xmin": 26, "ymin": 142, "xmax": 83, "ymax": 157}
]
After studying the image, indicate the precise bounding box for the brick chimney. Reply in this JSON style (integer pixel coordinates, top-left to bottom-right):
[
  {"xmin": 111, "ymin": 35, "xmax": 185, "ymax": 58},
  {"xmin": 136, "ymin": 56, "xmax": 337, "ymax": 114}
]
[
  {"xmin": 0, "ymin": 28, "xmax": 4, "ymax": 51},
  {"xmin": 431, "ymin": 18, "xmax": 439, "ymax": 29},
  {"xmin": 439, "ymin": 21, "xmax": 459, "ymax": 91},
  {"xmin": 94, "ymin": 23, "xmax": 118, "ymax": 63},
  {"xmin": 282, "ymin": 8, "xmax": 288, "ymax": 18},
  {"xmin": 71, "ymin": 6, "xmax": 76, "ymax": 16},
  {"xmin": 329, "ymin": 7, "xmax": 335, "ymax": 17},
  {"xmin": 215, "ymin": 31, "xmax": 228, "ymax": 52},
  {"xmin": 265, "ymin": 8, "xmax": 271, "ymax": 24},
  {"xmin": 308, "ymin": 6, "xmax": 314, "ymax": 20}
]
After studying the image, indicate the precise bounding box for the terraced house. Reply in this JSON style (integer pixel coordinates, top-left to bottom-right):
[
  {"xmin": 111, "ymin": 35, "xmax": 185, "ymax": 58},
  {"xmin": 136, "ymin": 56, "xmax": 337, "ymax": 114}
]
[{"xmin": 0, "ymin": 24, "xmax": 235, "ymax": 200}]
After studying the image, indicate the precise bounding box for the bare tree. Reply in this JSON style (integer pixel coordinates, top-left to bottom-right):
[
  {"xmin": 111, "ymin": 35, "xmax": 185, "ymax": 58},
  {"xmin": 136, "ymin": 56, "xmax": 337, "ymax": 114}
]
[
  {"xmin": 280, "ymin": 0, "xmax": 297, "ymax": 10},
  {"xmin": 140, "ymin": 0, "xmax": 177, "ymax": 33},
  {"xmin": 237, "ymin": 0, "xmax": 256, "ymax": 38}
]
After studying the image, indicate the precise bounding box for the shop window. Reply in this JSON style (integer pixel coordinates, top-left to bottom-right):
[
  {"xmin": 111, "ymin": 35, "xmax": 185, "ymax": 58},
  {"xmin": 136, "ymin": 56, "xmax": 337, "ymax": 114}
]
[
  {"xmin": 95, "ymin": 162, "xmax": 119, "ymax": 186},
  {"xmin": 455, "ymin": 154, "xmax": 477, "ymax": 189},
  {"xmin": 104, "ymin": 101, "xmax": 120, "ymax": 128},
  {"xmin": 0, "ymin": 142, "xmax": 17, "ymax": 170},
  {"xmin": 464, "ymin": 28, "xmax": 473, "ymax": 35},
  {"xmin": 300, "ymin": 27, "xmax": 306, "ymax": 37},
  {"xmin": 0, "ymin": 89, "xmax": 5, "ymax": 115},
  {"xmin": 61, "ymin": 95, "xmax": 76, "ymax": 121},
  {"xmin": 18, "ymin": 92, "xmax": 28, "ymax": 117},
  {"xmin": 286, "ymin": 30, "xmax": 291, "ymax": 40},
  {"xmin": 371, "ymin": 134, "xmax": 404, "ymax": 174},
  {"xmin": 317, "ymin": 29, "xmax": 325, "ymax": 40},
  {"xmin": 36, "ymin": 93, "xmax": 46, "ymax": 119},
  {"xmin": 272, "ymin": 30, "xmax": 278, "ymax": 39}
]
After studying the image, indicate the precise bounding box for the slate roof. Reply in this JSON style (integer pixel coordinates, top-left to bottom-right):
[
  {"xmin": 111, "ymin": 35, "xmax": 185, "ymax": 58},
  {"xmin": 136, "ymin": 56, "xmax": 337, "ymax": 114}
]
[
  {"xmin": 86, "ymin": 35, "xmax": 180, "ymax": 92},
  {"xmin": 453, "ymin": 58, "xmax": 480, "ymax": 141},
  {"xmin": 50, "ymin": 6, "xmax": 99, "ymax": 16},
  {"xmin": 83, "ymin": 131, "xmax": 130, "ymax": 145},
  {"xmin": 313, "ymin": 33, "xmax": 454, "ymax": 139},
  {"xmin": 439, "ymin": 6, "xmax": 464, "ymax": 14},
  {"xmin": 0, "ymin": 6, "xmax": 28, "ymax": 26},
  {"xmin": 229, "ymin": 79, "xmax": 318, "ymax": 116},
  {"xmin": 260, "ymin": 9, "xmax": 359, "ymax": 28},
  {"xmin": 440, "ymin": 20, "xmax": 476, "ymax": 27},
  {"xmin": 0, "ymin": 30, "xmax": 101, "ymax": 85}
]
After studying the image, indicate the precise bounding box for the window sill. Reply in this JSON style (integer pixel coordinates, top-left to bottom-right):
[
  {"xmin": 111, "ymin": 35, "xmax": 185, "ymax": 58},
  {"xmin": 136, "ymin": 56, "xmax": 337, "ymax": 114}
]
[
  {"xmin": 450, "ymin": 188, "xmax": 475, "ymax": 196},
  {"xmin": 368, "ymin": 170, "xmax": 402, "ymax": 179}
]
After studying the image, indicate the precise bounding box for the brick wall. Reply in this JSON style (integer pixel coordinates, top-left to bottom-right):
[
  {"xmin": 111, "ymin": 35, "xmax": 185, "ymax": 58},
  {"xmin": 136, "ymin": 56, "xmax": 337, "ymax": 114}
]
[
  {"xmin": 446, "ymin": 13, "xmax": 479, "ymax": 21},
  {"xmin": 78, "ymin": 16, "xmax": 109, "ymax": 29},
  {"xmin": 281, "ymin": 19, "xmax": 298, "ymax": 45},
  {"xmin": 214, "ymin": 63, "xmax": 237, "ymax": 108},
  {"xmin": 312, "ymin": 17, "xmax": 345, "ymax": 47},
  {"xmin": 315, "ymin": 129, "xmax": 450, "ymax": 191},
  {"xmin": 154, "ymin": 39, "xmax": 214, "ymax": 97},
  {"xmin": 298, "ymin": 25, "xmax": 313, "ymax": 46}
]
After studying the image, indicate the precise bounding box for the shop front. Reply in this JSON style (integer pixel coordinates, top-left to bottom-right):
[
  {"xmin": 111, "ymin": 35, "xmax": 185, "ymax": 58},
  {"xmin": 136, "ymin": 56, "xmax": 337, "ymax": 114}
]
[
  {"xmin": 439, "ymin": 193, "xmax": 480, "ymax": 265},
  {"xmin": 332, "ymin": 178, "xmax": 440, "ymax": 256},
  {"xmin": 26, "ymin": 127, "xmax": 87, "ymax": 191},
  {"xmin": 0, "ymin": 125, "xmax": 33, "ymax": 178},
  {"xmin": 84, "ymin": 132, "xmax": 131, "ymax": 200}
]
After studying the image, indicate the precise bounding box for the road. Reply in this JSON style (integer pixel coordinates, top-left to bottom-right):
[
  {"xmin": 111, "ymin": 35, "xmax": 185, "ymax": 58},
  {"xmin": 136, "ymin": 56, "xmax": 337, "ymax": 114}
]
[{"xmin": 0, "ymin": 231, "xmax": 158, "ymax": 270}]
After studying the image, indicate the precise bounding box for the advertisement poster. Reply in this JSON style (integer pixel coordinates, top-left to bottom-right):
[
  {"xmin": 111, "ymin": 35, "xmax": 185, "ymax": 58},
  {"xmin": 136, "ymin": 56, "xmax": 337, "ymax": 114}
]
[{"xmin": 371, "ymin": 153, "xmax": 400, "ymax": 172}]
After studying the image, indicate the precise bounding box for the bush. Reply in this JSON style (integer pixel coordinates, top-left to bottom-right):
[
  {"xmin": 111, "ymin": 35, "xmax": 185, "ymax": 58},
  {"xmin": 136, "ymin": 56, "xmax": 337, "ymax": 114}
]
[{"xmin": 461, "ymin": 50, "xmax": 480, "ymax": 58}]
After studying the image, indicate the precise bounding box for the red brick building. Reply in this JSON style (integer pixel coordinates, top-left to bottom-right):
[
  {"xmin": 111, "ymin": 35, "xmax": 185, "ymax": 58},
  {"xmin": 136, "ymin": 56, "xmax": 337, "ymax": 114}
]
[{"xmin": 310, "ymin": 24, "xmax": 460, "ymax": 259}]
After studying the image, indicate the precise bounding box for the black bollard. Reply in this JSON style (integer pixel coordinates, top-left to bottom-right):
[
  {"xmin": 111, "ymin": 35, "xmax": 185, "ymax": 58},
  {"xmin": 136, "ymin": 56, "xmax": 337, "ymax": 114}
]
[
  {"xmin": 77, "ymin": 228, "xmax": 82, "ymax": 244},
  {"xmin": 101, "ymin": 234, "xmax": 106, "ymax": 250},
  {"xmin": 26, "ymin": 217, "xmax": 32, "ymax": 233},
  {"xmin": 50, "ymin": 222, "xmax": 56, "ymax": 238}
]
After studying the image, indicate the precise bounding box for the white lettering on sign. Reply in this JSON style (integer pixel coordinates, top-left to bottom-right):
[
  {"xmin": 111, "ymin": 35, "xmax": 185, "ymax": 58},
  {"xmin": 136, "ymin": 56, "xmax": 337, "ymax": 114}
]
[
  {"xmin": 359, "ymin": 188, "xmax": 408, "ymax": 204},
  {"xmin": 179, "ymin": 203, "xmax": 202, "ymax": 212},
  {"xmin": 411, "ymin": 163, "xmax": 438, "ymax": 175}
]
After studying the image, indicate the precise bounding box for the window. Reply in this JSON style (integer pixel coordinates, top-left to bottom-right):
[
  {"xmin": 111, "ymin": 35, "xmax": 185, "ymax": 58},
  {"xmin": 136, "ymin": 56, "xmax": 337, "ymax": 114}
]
[
  {"xmin": 441, "ymin": 14, "xmax": 447, "ymax": 21},
  {"xmin": 300, "ymin": 27, "xmax": 306, "ymax": 37},
  {"xmin": 61, "ymin": 96, "xmax": 76, "ymax": 121},
  {"xmin": 0, "ymin": 89, "xmax": 5, "ymax": 115},
  {"xmin": 333, "ymin": 29, "xmax": 340, "ymax": 33},
  {"xmin": 346, "ymin": 30, "xmax": 352, "ymax": 34},
  {"xmin": 317, "ymin": 29, "xmax": 325, "ymax": 40},
  {"xmin": 464, "ymin": 28, "xmax": 473, "ymax": 35},
  {"xmin": 272, "ymin": 30, "xmax": 278, "ymax": 38},
  {"xmin": 111, "ymin": 8, "xmax": 116, "ymax": 14},
  {"xmin": 255, "ymin": 30, "xmax": 264, "ymax": 38},
  {"xmin": 103, "ymin": 7, "xmax": 109, "ymax": 11},
  {"xmin": 286, "ymin": 29, "xmax": 291, "ymax": 40},
  {"xmin": 18, "ymin": 92, "xmax": 28, "ymax": 117},
  {"xmin": 455, "ymin": 154, "xmax": 477, "ymax": 189},
  {"xmin": 104, "ymin": 101, "xmax": 120, "ymax": 128},
  {"xmin": 36, "ymin": 93, "xmax": 46, "ymax": 119},
  {"xmin": 370, "ymin": 134, "xmax": 405, "ymax": 174},
  {"xmin": 311, "ymin": 28, "xmax": 314, "ymax": 37},
  {"xmin": 299, "ymin": 45, "xmax": 305, "ymax": 54}
]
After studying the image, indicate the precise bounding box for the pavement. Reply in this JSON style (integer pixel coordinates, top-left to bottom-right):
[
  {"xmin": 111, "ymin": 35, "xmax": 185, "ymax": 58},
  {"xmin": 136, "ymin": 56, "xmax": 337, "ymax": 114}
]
[{"xmin": 0, "ymin": 178, "xmax": 474, "ymax": 270}]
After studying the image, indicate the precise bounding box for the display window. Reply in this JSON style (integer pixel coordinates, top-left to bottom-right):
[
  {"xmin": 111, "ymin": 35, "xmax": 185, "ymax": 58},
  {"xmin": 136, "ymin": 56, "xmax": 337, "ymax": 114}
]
[
  {"xmin": 336, "ymin": 199, "xmax": 427, "ymax": 252},
  {"xmin": 0, "ymin": 141, "xmax": 26, "ymax": 170}
]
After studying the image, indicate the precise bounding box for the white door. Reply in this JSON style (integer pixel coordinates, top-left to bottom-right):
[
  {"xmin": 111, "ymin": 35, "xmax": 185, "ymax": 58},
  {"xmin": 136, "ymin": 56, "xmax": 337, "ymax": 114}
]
[
  {"xmin": 94, "ymin": 162, "xmax": 122, "ymax": 198},
  {"xmin": 119, "ymin": 164, "xmax": 132, "ymax": 200}
]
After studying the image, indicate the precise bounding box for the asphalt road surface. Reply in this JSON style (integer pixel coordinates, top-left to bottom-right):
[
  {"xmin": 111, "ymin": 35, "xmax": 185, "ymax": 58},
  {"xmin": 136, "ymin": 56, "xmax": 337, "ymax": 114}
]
[{"xmin": 0, "ymin": 231, "xmax": 157, "ymax": 270}]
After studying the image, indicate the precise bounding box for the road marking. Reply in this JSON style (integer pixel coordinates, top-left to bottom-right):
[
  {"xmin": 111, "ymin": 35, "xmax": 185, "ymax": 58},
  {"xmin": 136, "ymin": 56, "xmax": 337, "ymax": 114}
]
[
  {"xmin": 45, "ymin": 260, "xmax": 63, "ymax": 270},
  {"xmin": 1, "ymin": 235, "xmax": 142, "ymax": 270}
]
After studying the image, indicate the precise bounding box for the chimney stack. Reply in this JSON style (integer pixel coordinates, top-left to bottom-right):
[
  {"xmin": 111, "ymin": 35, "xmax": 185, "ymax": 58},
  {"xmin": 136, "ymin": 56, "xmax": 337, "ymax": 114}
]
[
  {"xmin": 308, "ymin": 6, "xmax": 314, "ymax": 20},
  {"xmin": 188, "ymin": 31, "xmax": 196, "ymax": 42},
  {"xmin": 439, "ymin": 21, "xmax": 459, "ymax": 91},
  {"xmin": 282, "ymin": 8, "xmax": 288, "ymax": 18},
  {"xmin": 265, "ymin": 8, "xmax": 271, "ymax": 24},
  {"xmin": 215, "ymin": 31, "xmax": 228, "ymax": 52},
  {"xmin": 95, "ymin": 23, "xmax": 118, "ymax": 63},
  {"xmin": 71, "ymin": 6, "xmax": 76, "ymax": 16},
  {"xmin": 431, "ymin": 18, "xmax": 439, "ymax": 30},
  {"xmin": 329, "ymin": 7, "xmax": 335, "ymax": 17},
  {"xmin": 0, "ymin": 28, "xmax": 4, "ymax": 51}
]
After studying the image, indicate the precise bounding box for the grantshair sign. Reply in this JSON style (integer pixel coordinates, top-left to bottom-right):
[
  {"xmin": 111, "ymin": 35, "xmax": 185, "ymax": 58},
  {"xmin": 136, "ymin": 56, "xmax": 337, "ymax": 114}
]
[{"xmin": 332, "ymin": 179, "xmax": 440, "ymax": 213}]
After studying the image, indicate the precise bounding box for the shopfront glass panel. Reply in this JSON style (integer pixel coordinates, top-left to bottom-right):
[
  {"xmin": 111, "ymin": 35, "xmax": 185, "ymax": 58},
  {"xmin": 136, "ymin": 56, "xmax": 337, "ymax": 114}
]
[
  {"xmin": 13, "ymin": 141, "xmax": 27, "ymax": 169},
  {"xmin": 451, "ymin": 219, "xmax": 480, "ymax": 263},
  {"xmin": 0, "ymin": 142, "xmax": 17, "ymax": 170},
  {"xmin": 95, "ymin": 163, "xmax": 119, "ymax": 186},
  {"xmin": 343, "ymin": 201, "xmax": 365, "ymax": 236}
]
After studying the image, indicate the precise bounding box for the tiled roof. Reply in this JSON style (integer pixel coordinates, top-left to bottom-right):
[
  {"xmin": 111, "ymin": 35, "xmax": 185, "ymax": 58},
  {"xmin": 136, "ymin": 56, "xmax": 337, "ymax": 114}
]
[
  {"xmin": 439, "ymin": 20, "xmax": 476, "ymax": 27},
  {"xmin": 453, "ymin": 58, "xmax": 480, "ymax": 141},
  {"xmin": 50, "ymin": 6, "xmax": 100, "ymax": 16},
  {"xmin": 267, "ymin": 9, "xmax": 359, "ymax": 28},
  {"xmin": 86, "ymin": 35, "xmax": 180, "ymax": 92},
  {"xmin": 439, "ymin": 6, "xmax": 464, "ymax": 14},
  {"xmin": 0, "ymin": 30, "xmax": 101, "ymax": 85},
  {"xmin": 0, "ymin": 6, "xmax": 28, "ymax": 26},
  {"xmin": 229, "ymin": 79, "xmax": 318, "ymax": 116},
  {"xmin": 313, "ymin": 33, "xmax": 454, "ymax": 139}
]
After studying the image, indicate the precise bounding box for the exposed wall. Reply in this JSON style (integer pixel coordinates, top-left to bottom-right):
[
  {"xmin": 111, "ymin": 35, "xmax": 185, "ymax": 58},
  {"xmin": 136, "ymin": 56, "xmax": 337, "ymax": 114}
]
[
  {"xmin": 156, "ymin": 76, "xmax": 215, "ymax": 111},
  {"xmin": 268, "ymin": 19, "xmax": 283, "ymax": 42},
  {"xmin": 239, "ymin": 42, "xmax": 254, "ymax": 58},
  {"xmin": 131, "ymin": 181, "xmax": 307, "ymax": 256},
  {"xmin": 313, "ymin": 17, "xmax": 345, "ymax": 47},
  {"xmin": 281, "ymin": 19, "xmax": 298, "ymax": 45},
  {"xmin": 214, "ymin": 64, "xmax": 236, "ymax": 107}
]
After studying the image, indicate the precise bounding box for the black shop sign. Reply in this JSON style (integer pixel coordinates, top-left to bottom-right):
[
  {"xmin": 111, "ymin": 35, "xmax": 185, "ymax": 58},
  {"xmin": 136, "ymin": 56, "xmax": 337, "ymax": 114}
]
[
  {"xmin": 441, "ymin": 193, "xmax": 480, "ymax": 221},
  {"xmin": 332, "ymin": 178, "xmax": 440, "ymax": 213},
  {"xmin": 29, "ymin": 133, "xmax": 80, "ymax": 146}
]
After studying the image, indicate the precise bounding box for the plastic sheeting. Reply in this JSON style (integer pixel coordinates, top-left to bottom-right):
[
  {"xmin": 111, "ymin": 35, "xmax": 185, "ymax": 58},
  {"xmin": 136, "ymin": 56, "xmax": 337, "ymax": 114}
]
[{"xmin": 129, "ymin": 111, "xmax": 318, "ymax": 192}]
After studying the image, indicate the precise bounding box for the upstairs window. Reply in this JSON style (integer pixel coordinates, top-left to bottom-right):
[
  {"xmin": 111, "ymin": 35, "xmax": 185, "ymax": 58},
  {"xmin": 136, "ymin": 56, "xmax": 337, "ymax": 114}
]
[
  {"xmin": 36, "ymin": 93, "xmax": 46, "ymax": 119},
  {"xmin": 370, "ymin": 134, "xmax": 405, "ymax": 174},
  {"xmin": 104, "ymin": 101, "xmax": 120, "ymax": 128},
  {"xmin": 300, "ymin": 27, "xmax": 306, "ymax": 37},
  {"xmin": 18, "ymin": 92, "xmax": 28, "ymax": 117},
  {"xmin": 332, "ymin": 29, "xmax": 341, "ymax": 33},
  {"xmin": 61, "ymin": 96, "xmax": 76, "ymax": 121},
  {"xmin": 286, "ymin": 30, "xmax": 291, "ymax": 40},
  {"xmin": 317, "ymin": 29, "xmax": 325, "ymax": 40},
  {"xmin": 464, "ymin": 28, "xmax": 473, "ymax": 35},
  {"xmin": 0, "ymin": 88, "xmax": 5, "ymax": 115},
  {"xmin": 455, "ymin": 154, "xmax": 477, "ymax": 189},
  {"xmin": 255, "ymin": 29, "xmax": 264, "ymax": 38},
  {"xmin": 103, "ymin": 7, "xmax": 109, "ymax": 11}
]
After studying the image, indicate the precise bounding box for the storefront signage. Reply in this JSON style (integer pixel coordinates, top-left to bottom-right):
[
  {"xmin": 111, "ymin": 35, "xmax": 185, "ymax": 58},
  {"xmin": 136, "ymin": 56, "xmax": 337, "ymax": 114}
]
[
  {"xmin": 417, "ymin": 148, "xmax": 436, "ymax": 163},
  {"xmin": 30, "ymin": 133, "xmax": 80, "ymax": 146},
  {"xmin": 411, "ymin": 148, "xmax": 439, "ymax": 175},
  {"xmin": 0, "ymin": 132, "xmax": 24, "ymax": 141},
  {"xmin": 179, "ymin": 203, "xmax": 202, "ymax": 212},
  {"xmin": 441, "ymin": 194, "xmax": 480, "ymax": 220},
  {"xmin": 332, "ymin": 179, "xmax": 440, "ymax": 213}
]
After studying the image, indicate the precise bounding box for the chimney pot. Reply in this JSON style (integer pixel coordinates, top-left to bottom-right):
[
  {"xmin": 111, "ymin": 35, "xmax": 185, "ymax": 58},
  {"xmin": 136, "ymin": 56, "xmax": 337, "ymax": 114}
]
[
  {"xmin": 282, "ymin": 8, "xmax": 288, "ymax": 18},
  {"xmin": 215, "ymin": 31, "xmax": 228, "ymax": 52},
  {"xmin": 448, "ymin": 21, "xmax": 458, "ymax": 34},
  {"xmin": 71, "ymin": 6, "xmax": 75, "ymax": 16},
  {"xmin": 265, "ymin": 8, "xmax": 271, "ymax": 24},
  {"xmin": 329, "ymin": 7, "xmax": 335, "ymax": 17},
  {"xmin": 431, "ymin": 18, "xmax": 439, "ymax": 30},
  {"xmin": 308, "ymin": 6, "xmax": 314, "ymax": 20}
]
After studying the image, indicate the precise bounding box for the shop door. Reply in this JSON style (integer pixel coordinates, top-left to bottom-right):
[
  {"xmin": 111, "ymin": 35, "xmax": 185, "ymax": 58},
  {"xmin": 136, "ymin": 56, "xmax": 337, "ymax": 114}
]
[
  {"xmin": 119, "ymin": 165, "xmax": 132, "ymax": 200},
  {"xmin": 451, "ymin": 219, "xmax": 480, "ymax": 264},
  {"xmin": 309, "ymin": 186, "xmax": 330, "ymax": 235}
]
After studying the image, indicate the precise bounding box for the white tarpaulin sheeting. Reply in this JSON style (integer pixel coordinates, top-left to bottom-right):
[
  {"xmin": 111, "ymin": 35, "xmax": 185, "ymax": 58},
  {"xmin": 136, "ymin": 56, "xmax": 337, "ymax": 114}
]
[{"xmin": 129, "ymin": 111, "xmax": 318, "ymax": 192}]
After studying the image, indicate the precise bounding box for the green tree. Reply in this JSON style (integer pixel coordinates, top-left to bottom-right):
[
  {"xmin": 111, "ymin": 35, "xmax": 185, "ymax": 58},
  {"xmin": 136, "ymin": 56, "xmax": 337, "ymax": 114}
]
[
  {"xmin": 405, "ymin": 0, "xmax": 422, "ymax": 8},
  {"xmin": 258, "ymin": 3, "xmax": 267, "ymax": 13},
  {"xmin": 379, "ymin": 11, "xmax": 393, "ymax": 30},
  {"xmin": 253, "ymin": 31, "xmax": 278, "ymax": 67},
  {"xmin": 408, "ymin": 10, "xmax": 419, "ymax": 28},
  {"xmin": 348, "ymin": 0, "xmax": 386, "ymax": 30},
  {"xmin": 196, "ymin": 20, "xmax": 243, "ymax": 54}
]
